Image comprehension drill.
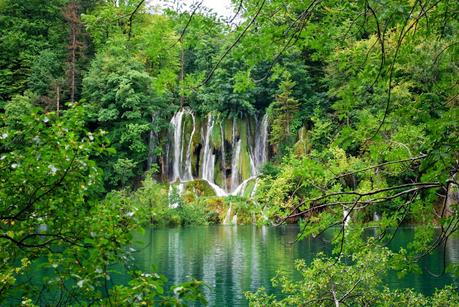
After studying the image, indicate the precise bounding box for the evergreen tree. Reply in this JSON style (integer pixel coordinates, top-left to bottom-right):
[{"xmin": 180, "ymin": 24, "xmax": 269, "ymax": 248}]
[{"xmin": 269, "ymin": 78, "xmax": 300, "ymax": 150}]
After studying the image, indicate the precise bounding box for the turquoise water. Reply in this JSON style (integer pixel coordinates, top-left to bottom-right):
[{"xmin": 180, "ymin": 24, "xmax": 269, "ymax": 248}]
[{"xmin": 129, "ymin": 225, "xmax": 459, "ymax": 306}]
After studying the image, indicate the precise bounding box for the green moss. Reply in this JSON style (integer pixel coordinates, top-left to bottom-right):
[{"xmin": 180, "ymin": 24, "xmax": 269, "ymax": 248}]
[
  {"xmin": 293, "ymin": 127, "xmax": 312, "ymax": 156},
  {"xmin": 204, "ymin": 197, "xmax": 227, "ymax": 222},
  {"xmin": 239, "ymin": 141, "xmax": 252, "ymax": 180},
  {"xmin": 214, "ymin": 162, "xmax": 223, "ymax": 187},
  {"xmin": 182, "ymin": 114, "xmax": 194, "ymax": 160},
  {"xmin": 182, "ymin": 190, "xmax": 196, "ymax": 203},
  {"xmin": 185, "ymin": 179, "xmax": 216, "ymax": 197},
  {"xmin": 192, "ymin": 117, "xmax": 202, "ymax": 145},
  {"xmin": 191, "ymin": 119, "xmax": 202, "ymax": 177},
  {"xmin": 247, "ymin": 117, "xmax": 257, "ymax": 141},
  {"xmin": 211, "ymin": 122, "xmax": 222, "ymax": 150},
  {"xmin": 238, "ymin": 118, "xmax": 248, "ymax": 147},
  {"xmin": 232, "ymin": 198, "xmax": 258, "ymax": 224},
  {"xmin": 242, "ymin": 179, "xmax": 256, "ymax": 198},
  {"xmin": 224, "ymin": 118, "xmax": 233, "ymax": 143}
]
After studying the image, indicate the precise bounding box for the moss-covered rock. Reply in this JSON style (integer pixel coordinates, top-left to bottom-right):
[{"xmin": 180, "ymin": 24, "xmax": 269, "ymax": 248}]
[
  {"xmin": 191, "ymin": 118, "xmax": 203, "ymax": 177},
  {"xmin": 242, "ymin": 179, "xmax": 256, "ymax": 198},
  {"xmin": 214, "ymin": 161, "xmax": 224, "ymax": 188},
  {"xmin": 293, "ymin": 127, "xmax": 311, "ymax": 156},
  {"xmin": 211, "ymin": 120, "xmax": 222, "ymax": 150},
  {"xmin": 240, "ymin": 149, "xmax": 252, "ymax": 180},
  {"xmin": 203, "ymin": 197, "xmax": 227, "ymax": 223},
  {"xmin": 185, "ymin": 179, "xmax": 217, "ymax": 197},
  {"xmin": 231, "ymin": 198, "xmax": 259, "ymax": 224},
  {"xmin": 224, "ymin": 118, "xmax": 233, "ymax": 143}
]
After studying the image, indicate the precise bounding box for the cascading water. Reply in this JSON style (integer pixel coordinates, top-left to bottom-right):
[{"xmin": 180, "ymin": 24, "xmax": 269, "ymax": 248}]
[
  {"xmin": 220, "ymin": 122, "xmax": 228, "ymax": 191},
  {"xmin": 183, "ymin": 111, "xmax": 195, "ymax": 181},
  {"xmin": 202, "ymin": 115, "xmax": 215, "ymax": 183},
  {"xmin": 343, "ymin": 208, "xmax": 351, "ymax": 226},
  {"xmin": 170, "ymin": 110, "xmax": 185, "ymax": 181},
  {"xmin": 232, "ymin": 177, "xmax": 256, "ymax": 197},
  {"xmin": 223, "ymin": 204, "xmax": 232, "ymax": 225},
  {"xmin": 200, "ymin": 115, "xmax": 228, "ymax": 197},
  {"xmin": 254, "ymin": 114, "xmax": 269, "ymax": 171},
  {"xmin": 230, "ymin": 139, "xmax": 241, "ymax": 192}
]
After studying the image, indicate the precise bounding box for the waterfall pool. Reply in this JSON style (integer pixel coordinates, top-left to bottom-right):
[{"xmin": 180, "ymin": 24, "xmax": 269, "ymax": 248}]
[{"xmin": 116, "ymin": 225, "xmax": 459, "ymax": 306}]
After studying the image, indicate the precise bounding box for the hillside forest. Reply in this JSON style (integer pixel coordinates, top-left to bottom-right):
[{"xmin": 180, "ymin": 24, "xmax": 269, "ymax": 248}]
[{"xmin": 0, "ymin": 0, "xmax": 458, "ymax": 305}]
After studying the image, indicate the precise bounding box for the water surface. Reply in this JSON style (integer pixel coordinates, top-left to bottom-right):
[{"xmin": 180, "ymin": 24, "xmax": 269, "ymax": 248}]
[{"xmin": 130, "ymin": 225, "xmax": 459, "ymax": 306}]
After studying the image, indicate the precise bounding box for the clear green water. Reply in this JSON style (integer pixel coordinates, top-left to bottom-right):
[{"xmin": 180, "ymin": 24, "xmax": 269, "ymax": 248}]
[{"xmin": 125, "ymin": 225, "xmax": 459, "ymax": 306}]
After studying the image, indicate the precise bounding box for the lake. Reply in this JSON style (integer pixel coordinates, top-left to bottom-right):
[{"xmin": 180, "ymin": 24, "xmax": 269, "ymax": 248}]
[{"xmin": 126, "ymin": 225, "xmax": 459, "ymax": 306}]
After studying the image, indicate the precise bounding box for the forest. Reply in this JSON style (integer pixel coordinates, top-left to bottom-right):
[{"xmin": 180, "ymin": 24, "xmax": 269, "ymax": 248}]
[{"xmin": 0, "ymin": 0, "xmax": 458, "ymax": 305}]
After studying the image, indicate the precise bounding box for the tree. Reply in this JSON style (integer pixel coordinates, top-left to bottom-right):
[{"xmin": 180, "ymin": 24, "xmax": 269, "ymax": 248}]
[
  {"xmin": 0, "ymin": 99, "xmax": 104, "ymax": 302},
  {"xmin": 248, "ymin": 0, "xmax": 458, "ymax": 302},
  {"xmin": 0, "ymin": 100, "xmax": 206, "ymax": 305},
  {"xmin": 27, "ymin": 50, "xmax": 65, "ymax": 112},
  {"xmin": 0, "ymin": 0, "xmax": 67, "ymax": 104},
  {"xmin": 83, "ymin": 44, "xmax": 160, "ymax": 188},
  {"xmin": 64, "ymin": 0, "xmax": 85, "ymax": 103},
  {"xmin": 268, "ymin": 78, "xmax": 301, "ymax": 152}
]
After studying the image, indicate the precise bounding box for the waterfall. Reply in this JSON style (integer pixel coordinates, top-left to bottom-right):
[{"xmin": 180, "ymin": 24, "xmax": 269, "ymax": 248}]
[
  {"xmin": 202, "ymin": 115, "xmax": 215, "ymax": 182},
  {"xmin": 167, "ymin": 110, "xmax": 269, "ymax": 198},
  {"xmin": 222, "ymin": 204, "xmax": 238, "ymax": 225},
  {"xmin": 223, "ymin": 204, "xmax": 232, "ymax": 225},
  {"xmin": 343, "ymin": 208, "xmax": 351, "ymax": 226},
  {"xmin": 230, "ymin": 139, "xmax": 241, "ymax": 192},
  {"xmin": 170, "ymin": 110, "xmax": 185, "ymax": 181},
  {"xmin": 254, "ymin": 114, "xmax": 269, "ymax": 172},
  {"xmin": 231, "ymin": 176, "xmax": 256, "ymax": 197},
  {"xmin": 220, "ymin": 122, "xmax": 228, "ymax": 191},
  {"xmin": 206, "ymin": 181, "xmax": 228, "ymax": 197},
  {"xmin": 183, "ymin": 111, "xmax": 195, "ymax": 181},
  {"xmin": 250, "ymin": 179, "xmax": 259, "ymax": 198}
]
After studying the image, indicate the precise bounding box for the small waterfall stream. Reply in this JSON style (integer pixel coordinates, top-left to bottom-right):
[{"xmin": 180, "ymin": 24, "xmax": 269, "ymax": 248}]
[
  {"xmin": 230, "ymin": 139, "xmax": 241, "ymax": 192},
  {"xmin": 343, "ymin": 208, "xmax": 351, "ymax": 226},
  {"xmin": 223, "ymin": 204, "xmax": 232, "ymax": 225},
  {"xmin": 170, "ymin": 110, "xmax": 185, "ymax": 181},
  {"xmin": 232, "ymin": 177, "xmax": 256, "ymax": 197},
  {"xmin": 220, "ymin": 122, "xmax": 228, "ymax": 191},
  {"xmin": 184, "ymin": 111, "xmax": 195, "ymax": 181},
  {"xmin": 254, "ymin": 114, "xmax": 269, "ymax": 171},
  {"xmin": 202, "ymin": 115, "xmax": 215, "ymax": 183}
]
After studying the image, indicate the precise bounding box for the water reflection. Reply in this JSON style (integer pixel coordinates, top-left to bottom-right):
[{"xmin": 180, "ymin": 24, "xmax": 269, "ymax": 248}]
[{"xmin": 132, "ymin": 226, "xmax": 458, "ymax": 306}]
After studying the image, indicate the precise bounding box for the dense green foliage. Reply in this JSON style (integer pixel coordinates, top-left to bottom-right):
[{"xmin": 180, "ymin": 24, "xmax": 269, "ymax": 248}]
[
  {"xmin": 246, "ymin": 248, "xmax": 459, "ymax": 306},
  {"xmin": 1, "ymin": 0, "xmax": 458, "ymax": 305}
]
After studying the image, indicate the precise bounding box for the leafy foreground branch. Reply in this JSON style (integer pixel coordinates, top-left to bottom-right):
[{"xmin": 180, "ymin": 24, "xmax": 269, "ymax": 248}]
[
  {"xmin": 246, "ymin": 247, "xmax": 459, "ymax": 306},
  {"xmin": 0, "ymin": 101, "xmax": 206, "ymax": 306},
  {"xmin": 254, "ymin": 142, "xmax": 459, "ymax": 305}
]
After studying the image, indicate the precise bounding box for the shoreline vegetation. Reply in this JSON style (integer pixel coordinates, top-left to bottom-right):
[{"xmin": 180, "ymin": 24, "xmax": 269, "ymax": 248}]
[{"xmin": 1, "ymin": 0, "xmax": 458, "ymax": 305}]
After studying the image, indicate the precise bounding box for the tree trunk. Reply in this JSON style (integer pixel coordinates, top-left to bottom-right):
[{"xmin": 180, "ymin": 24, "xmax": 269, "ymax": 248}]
[
  {"xmin": 64, "ymin": 1, "xmax": 83, "ymax": 104},
  {"xmin": 56, "ymin": 85, "xmax": 60, "ymax": 116},
  {"xmin": 70, "ymin": 26, "xmax": 76, "ymax": 103}
]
